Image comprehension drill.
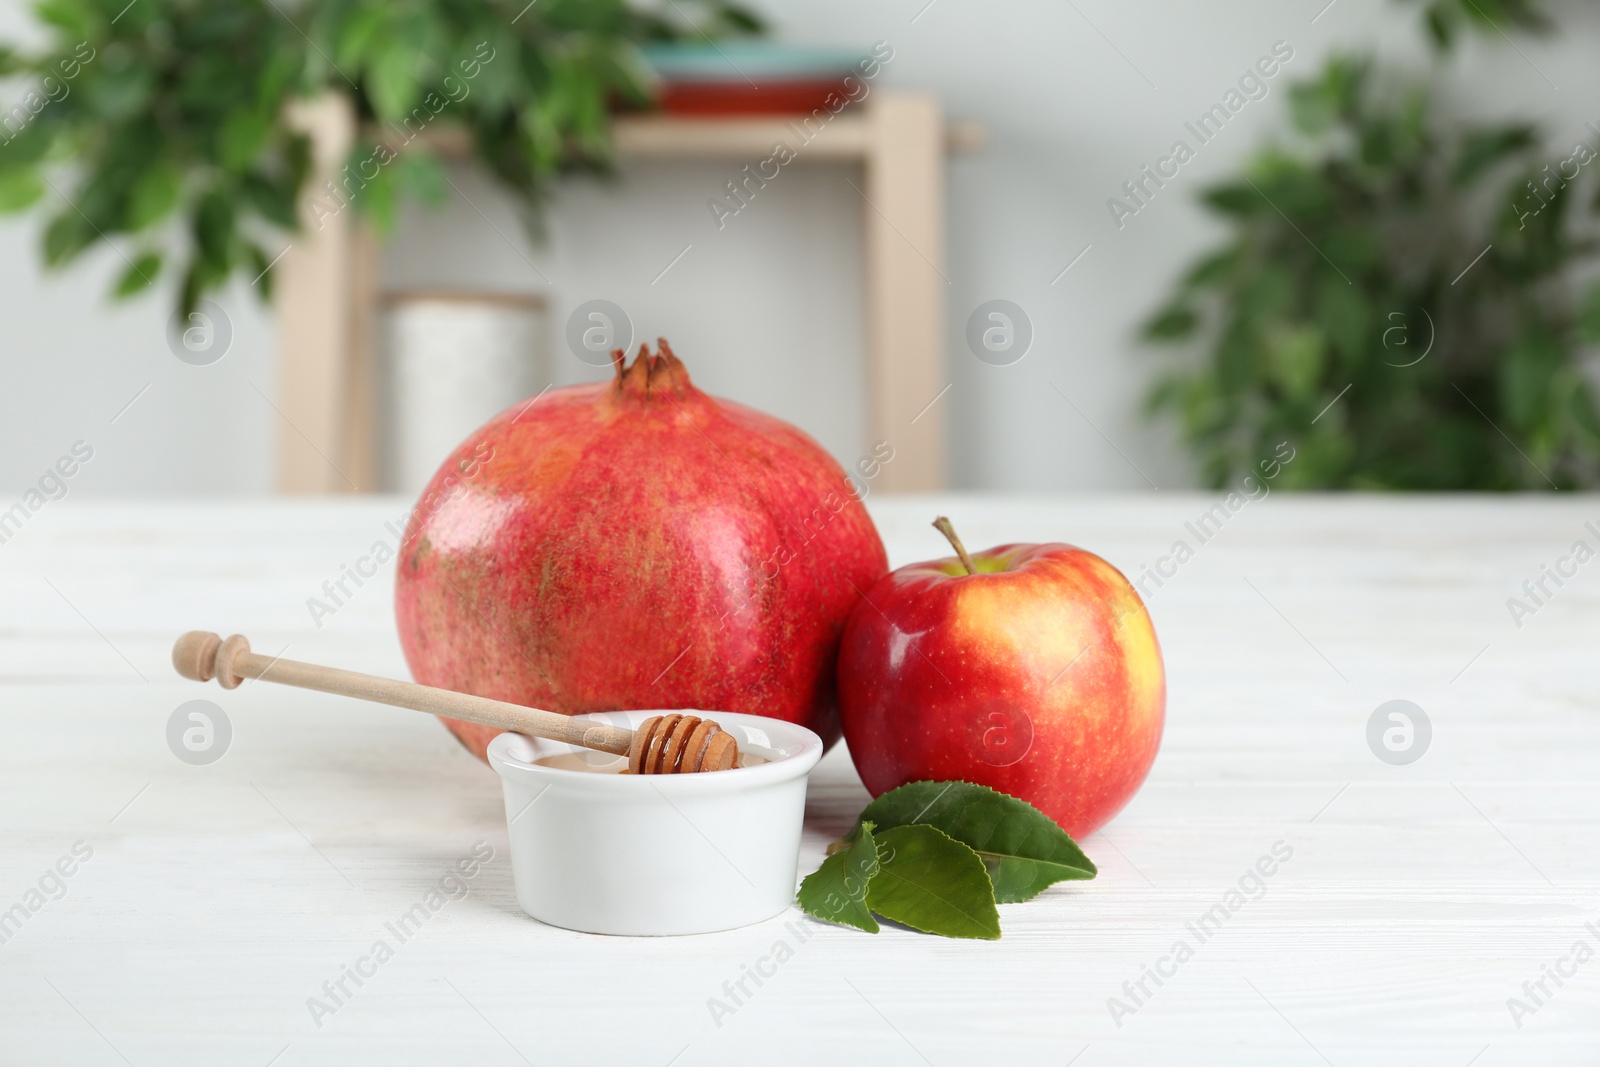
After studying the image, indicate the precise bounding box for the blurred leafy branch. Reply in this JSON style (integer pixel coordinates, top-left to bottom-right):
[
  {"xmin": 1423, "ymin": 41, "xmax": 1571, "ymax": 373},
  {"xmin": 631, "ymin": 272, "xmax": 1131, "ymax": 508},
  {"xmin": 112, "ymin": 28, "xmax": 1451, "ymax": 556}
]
[
  {"xmin": 1143, "ymin": 0, "xmax": 1600, "ymax": 489},
  {"xmin": 0, "ymin": 0, "xmax": 760, "ymax": 314},
  {"xmin": 1399, "ymin": 0, "xmax": 1553, "ymax": 48}
]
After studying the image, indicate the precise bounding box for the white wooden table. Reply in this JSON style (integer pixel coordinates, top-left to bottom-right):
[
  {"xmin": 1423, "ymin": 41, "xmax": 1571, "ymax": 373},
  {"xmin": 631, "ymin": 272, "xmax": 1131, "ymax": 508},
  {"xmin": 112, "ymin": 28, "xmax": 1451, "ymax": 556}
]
[{"xmin": 2, "ymin": 495, "xmax": 1596, "ymax": 1065}]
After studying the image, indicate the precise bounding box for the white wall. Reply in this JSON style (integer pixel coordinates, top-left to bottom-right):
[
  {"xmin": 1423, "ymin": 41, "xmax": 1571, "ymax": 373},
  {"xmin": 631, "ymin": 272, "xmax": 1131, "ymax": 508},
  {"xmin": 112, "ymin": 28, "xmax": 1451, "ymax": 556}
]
[
  {"xmin": 4, "ymin": 0, "xmax": 1598, "ymax": 494},
  {"xmin": 380, "ymin": 156, "xmax": 868, "ymax": 480}
]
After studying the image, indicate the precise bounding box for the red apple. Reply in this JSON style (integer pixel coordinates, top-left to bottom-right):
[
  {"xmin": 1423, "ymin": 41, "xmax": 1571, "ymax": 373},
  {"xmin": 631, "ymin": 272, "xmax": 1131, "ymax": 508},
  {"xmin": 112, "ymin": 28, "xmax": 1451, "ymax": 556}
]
[{"xmin": 836, "ymin": 517, "xmax": 1164, "ymax": 838}]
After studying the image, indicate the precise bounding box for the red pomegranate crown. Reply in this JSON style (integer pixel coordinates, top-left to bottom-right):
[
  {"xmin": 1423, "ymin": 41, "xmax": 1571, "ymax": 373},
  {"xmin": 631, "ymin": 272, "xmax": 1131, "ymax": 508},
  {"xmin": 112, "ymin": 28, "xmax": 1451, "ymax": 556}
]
[{"xmin": 611, "ymin": 338, "xmax": 693, "ymax": 401}]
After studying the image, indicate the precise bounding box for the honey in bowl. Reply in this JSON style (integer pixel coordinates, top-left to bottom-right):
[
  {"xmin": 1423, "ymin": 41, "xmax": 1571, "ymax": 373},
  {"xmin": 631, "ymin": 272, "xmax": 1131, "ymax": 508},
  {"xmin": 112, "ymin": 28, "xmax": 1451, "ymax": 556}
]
[{"xmin": 533, "ymin": 751, "xmax": 769, "ymax": 773}]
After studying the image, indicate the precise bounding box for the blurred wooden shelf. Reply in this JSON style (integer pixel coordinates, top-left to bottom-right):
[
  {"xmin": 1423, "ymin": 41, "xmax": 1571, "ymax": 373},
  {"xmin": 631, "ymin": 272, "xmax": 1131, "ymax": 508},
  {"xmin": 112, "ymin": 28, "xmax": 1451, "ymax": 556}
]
[
  {"xmin": 275, "ymin": 94, "xmax": 978, "ymax": 494},
  {"xmin": 409, "ymin": 112, "xmax": 984, "ymax": 161}
]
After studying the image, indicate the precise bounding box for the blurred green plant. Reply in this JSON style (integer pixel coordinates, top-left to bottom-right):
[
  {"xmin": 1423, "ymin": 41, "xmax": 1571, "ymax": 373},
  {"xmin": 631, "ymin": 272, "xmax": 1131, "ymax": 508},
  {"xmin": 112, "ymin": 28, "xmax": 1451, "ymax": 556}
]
[
  {"xmin": 1398, "ymin": 0, "xmax": 1552, "ymax": 49},
  {"xmin": 0, "ymin": 0, "xmax": 759, "ymax": 314},
  {"xmin": 1143, "ymin": 5, "xmax": 1600, "ymax": 489}
]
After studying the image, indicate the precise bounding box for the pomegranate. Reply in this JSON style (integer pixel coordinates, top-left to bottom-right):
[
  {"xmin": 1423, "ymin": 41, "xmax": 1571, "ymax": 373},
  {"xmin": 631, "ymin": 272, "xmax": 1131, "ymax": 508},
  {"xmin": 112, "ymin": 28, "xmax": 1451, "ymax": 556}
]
[{"xmin": 394, "ymin": 340, "xmax": 888, "ymax": 759}]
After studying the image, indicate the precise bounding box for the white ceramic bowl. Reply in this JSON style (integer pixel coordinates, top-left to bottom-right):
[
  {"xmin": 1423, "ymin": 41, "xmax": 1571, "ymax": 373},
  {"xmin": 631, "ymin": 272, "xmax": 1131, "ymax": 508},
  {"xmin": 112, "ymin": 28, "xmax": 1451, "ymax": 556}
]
[{"xmin": 486, "ymin": 710, "xmax": 824, "ymax": 935}]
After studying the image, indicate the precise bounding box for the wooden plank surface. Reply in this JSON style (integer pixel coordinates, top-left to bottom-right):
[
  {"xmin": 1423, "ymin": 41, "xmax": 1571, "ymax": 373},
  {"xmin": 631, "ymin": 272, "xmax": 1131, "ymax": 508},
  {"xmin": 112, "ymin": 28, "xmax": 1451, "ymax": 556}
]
[{"xmin": 1, "ymin": 495, "xmax": 1596, "ymax": 1064}]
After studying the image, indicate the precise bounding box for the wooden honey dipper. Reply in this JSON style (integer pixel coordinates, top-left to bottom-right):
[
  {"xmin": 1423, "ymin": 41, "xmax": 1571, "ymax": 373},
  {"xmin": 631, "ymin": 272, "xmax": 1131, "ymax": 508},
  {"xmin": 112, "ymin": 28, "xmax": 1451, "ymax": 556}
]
[{"xmin": 171, "ymin": 631, "xmax": 739, "ymax": 773}]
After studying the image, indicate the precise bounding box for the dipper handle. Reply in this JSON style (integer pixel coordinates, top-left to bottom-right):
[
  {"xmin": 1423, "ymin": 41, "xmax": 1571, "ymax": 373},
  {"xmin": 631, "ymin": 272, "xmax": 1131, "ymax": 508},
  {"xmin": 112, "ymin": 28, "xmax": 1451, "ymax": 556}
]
[{"xmin": 170, "ymin": 631, "xmax": 737, "ymax": 773}]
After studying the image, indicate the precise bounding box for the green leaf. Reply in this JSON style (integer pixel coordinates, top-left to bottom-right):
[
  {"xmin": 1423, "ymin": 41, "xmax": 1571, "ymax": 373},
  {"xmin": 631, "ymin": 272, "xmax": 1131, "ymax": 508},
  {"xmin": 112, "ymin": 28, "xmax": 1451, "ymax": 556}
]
[
  {"xmin": 33, "ymin": 0, "xmax": 93, "ymax": 40},
  {"xmin": 1216, "ymin": 322, "xmax": 1257, "ymax": 394},
  {"xmin": 241, "ymin": 174, "xmax": 298, "ymax": 231},
  {"xmin": 355, "ymin": 159, "xmax": 398, "ymax": 233},
  {"xmin": 1569, "ymin": 380, "xmax": 1600, "ymax": 446},
  {"xmin": 1579, "ymin": 283, "xmax": 1600, "ymax": 344},
  {"xmin": 1321, "ymin": 227, "xmax": 1381, "ymax": 275},
  {"xmin": 42, "ymin": 211, "xmax": 93, "ymax": 267},
  {"xmin": 398, "ymin": 151, "xmax": 446, "ymax": 206},
  {"xmin": 1238, "ymin": 268, "xmax": 1293, "ymax": 321},
  {"xmin": 335, "ymin": 6, "xmax": 388, "ymax": 69},
  {"xmin": 368, "ymin": 40, "xmax": 420, "ymax": 120},
  {"xmin": 866, "ymin": 825, "xmax": 1000, "ymax": 939},
  {"xmin": 797, "ymin": 820, "xmax": 880, "ymax": 933},
  {"xmin": 0, "ymin": 121, "xmax": 52, "ymax": 170},
  {"xmin": 1182, "ymin": 246, "xmax": 1242, "ymax": 290},
  {"xmin": 1265, "ymin": 325, "xmax": 1324, "ymax": 402},
  {"xmin": 1424, "ymin": 4, "xmax": 1457, "ymax": 49},
  {"xmin": 1251, "ymin": 157, "xmax": 1335, "ymax": 218},
  {"xmin": 1144, "ymin": 305, "xmax": 1198, "ymax": 341},
  {"xmin": 1458, "ymin": 0, "xmax": 1549, "ymax": 33},
  {"xmin": 0, "ymin": 170, "xmax": 44, "ymax": 213},
  {"xmin": 1289, "ymin": 78, "xmax": 1340, "ymax": 136},
  {"xmin": 1314, "ymin": 275, "xmax": 1367, "ymax": 363},
  {"xmin": 113, "ymin": 251, "xmax": 160, "ymax": 297},
  {"xmin": 256, "ymin": 47, "xmax": 303, "ymax": 111},
  {"xmin": 856, "ymin": 781, "xmax": 1095, "ymax": 904},
  {"xmin": 1500, "ymin": 334, "xmax": 1561, "ymax": 429},
  {"xmin": 194, "ymin": 189, "xmax": 235, "ymax": 266},
  {"xmin": 467, "ymin": 29, "xmax": 518, "ymax": 112},
  {"xmin": 178, "ymin": 255, "xmax": 222, "ymax": 320},
  {"xmin": 127, "ymin": 163, "xmax": 181, "ymax": 230},
  {"xmin": 219, "ymin": 111, "xmax": 272, "ymax": 170},
  {"xmin": 245, "ymin": 243, "xmax": 277, "ymax": 300},
  {"xmin": 1452, "ymin": 124, "xmax": 1536, "ymax": 187},
  {"xmin": 1203, "ymin": 182, "xmax": 1269, "ymax": 217},
  {"xmin": 80, "ymin": 60, "xmax": 157, "ymax": 121}
]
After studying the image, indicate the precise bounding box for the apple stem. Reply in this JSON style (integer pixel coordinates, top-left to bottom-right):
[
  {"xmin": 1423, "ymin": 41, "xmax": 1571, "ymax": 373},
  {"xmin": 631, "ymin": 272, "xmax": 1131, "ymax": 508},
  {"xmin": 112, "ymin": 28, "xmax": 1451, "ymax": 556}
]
[{"xmin": 932, "ymin": 516, "xmax": 979, "ymax": 576}]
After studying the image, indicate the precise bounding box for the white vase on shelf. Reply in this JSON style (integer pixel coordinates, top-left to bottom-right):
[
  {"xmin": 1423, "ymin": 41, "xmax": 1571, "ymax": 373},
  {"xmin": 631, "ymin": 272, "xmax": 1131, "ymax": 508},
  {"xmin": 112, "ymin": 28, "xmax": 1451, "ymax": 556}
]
[{"xmin": 382, "ymin": 291, "xmax": 548, "ymax": 494}]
